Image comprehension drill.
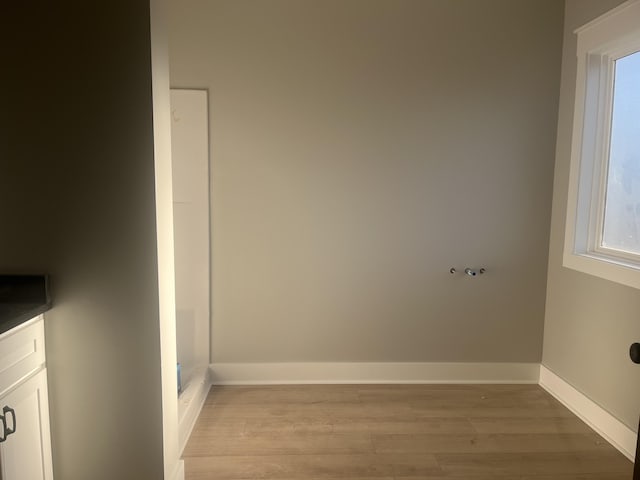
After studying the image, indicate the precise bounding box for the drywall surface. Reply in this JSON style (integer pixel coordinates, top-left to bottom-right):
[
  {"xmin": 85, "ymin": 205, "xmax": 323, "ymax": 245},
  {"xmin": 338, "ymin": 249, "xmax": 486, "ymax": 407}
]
[
  {"xmin": 543, "ymin": 0, "xmax": 640, "ymax": 430},
  {"xmin": 169, "ymin": 0, "xmax": 564, "ymax": 363},
  {"xmin": 0, "ymin": 3, "xmax": 164, "ymax": 479}
]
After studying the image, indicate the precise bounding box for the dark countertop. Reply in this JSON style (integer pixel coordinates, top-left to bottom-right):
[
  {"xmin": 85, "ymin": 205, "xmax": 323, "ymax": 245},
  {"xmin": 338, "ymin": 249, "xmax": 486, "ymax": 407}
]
[{"xmin": 0, "ymin": 275, "xmax": 51, "ymax": 336}]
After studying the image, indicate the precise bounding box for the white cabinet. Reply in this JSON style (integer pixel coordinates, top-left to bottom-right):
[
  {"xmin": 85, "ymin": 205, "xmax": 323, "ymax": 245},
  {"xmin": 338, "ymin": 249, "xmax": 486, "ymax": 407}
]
[
  {"xmin": 0, "ymin": 317, "xmax": 53, "ymax": 480},
  {"xmin": 0, "ymin": 370, "xmax": 53, "ymax": 480}
]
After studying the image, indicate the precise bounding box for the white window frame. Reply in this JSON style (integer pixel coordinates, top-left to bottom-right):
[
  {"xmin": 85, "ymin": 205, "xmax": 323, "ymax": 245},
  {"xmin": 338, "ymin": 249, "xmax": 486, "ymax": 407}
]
[{"xmin": 564, "ymin": 0, "xmax": 640, "ymax": 289}]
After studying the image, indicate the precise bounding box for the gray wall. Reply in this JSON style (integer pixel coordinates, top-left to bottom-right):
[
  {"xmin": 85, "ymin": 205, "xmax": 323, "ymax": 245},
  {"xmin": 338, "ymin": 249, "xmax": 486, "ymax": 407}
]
[
  {"xmin": 1, "ymin": 3, "xmax": 164, "ymax": 479},
  {"xmin": 543, "ymin": 0, "xmax": 640, "ymax": 430},
  {"xmin": 169, "ymin": 0, "xmax": 564, "ymax": 363}
]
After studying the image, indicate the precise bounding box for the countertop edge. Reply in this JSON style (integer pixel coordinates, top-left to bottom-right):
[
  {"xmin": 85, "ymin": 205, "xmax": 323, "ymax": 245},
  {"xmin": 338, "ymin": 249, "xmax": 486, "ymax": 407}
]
[{"xmin": 0, "ymin": 303, "xmax": 51, "ymax": 337}]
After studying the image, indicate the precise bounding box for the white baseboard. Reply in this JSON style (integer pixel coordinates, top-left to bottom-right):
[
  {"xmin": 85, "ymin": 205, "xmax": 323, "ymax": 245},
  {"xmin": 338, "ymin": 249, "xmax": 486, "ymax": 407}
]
[
  {"xmin": 539, "ymin": 365, "xmax": 637, "ymax": 461},
  {"xmin": 178, "ymin": 367, "xmax": 212, "ymax": 455},
  {"xmin": 204, "ymin": 362, "xmax": 636, "ymax": 461},
  {"xmin": 209, "ymin": 362, "xmax": 540, "ymax": 385}
]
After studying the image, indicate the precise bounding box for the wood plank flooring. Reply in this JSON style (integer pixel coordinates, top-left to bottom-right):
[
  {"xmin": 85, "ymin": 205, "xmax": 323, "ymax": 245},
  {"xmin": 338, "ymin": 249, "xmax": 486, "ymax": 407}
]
[{"xmin": 182, "ymin": 384, "xmax": 633, "ymax": 479}]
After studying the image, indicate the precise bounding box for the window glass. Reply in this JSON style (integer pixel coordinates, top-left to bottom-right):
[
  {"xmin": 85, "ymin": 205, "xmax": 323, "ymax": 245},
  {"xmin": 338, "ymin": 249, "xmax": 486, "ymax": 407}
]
[{"xmin": 602, "ymin": 51, "xmax": 640, "ymax": 254}]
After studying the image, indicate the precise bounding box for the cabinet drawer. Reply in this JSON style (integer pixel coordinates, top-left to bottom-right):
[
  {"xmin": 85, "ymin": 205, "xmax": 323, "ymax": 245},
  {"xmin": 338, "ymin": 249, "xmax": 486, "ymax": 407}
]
[{"xmin": 0, "ymin": 316, "xmax": 46, "ymax": 397}]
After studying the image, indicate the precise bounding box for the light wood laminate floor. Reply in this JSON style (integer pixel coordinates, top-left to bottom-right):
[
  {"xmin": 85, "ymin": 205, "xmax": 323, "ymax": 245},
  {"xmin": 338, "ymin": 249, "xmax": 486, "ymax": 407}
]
[{"xmin": 183, "ymin": 384, "xmax": 634, "ymax": 479}]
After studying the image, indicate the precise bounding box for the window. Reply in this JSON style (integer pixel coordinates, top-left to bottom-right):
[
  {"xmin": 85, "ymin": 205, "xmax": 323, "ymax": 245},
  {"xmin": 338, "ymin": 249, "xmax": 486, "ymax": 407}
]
[
  {"xmin": 602, "ymin": 51, "xmax": 640, "ymax": 254},
  {"xmin": 564, "ymin": 0, "xmax": 640, "ymax": 288}
]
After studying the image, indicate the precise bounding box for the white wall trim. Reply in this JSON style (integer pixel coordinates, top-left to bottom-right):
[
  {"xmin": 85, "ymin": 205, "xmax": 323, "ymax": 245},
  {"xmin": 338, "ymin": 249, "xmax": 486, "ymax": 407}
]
[
  {"xmin": 169, "ymin": 460, "xmax": 184, "ymax": 480},
  {"xmin": 178, "ymin": 367, "xmax": 212, "ymax": 455},
  {"xmin": 149, "ymin": 0, "xmax": 182, "ymax": 478},
  {"xmin": 539, "ymin": 365, "xmax": 637, "ymax": 461},
  {"xmin": 209, "ymin": 362, "xmax": 540, "ymax": 385}
]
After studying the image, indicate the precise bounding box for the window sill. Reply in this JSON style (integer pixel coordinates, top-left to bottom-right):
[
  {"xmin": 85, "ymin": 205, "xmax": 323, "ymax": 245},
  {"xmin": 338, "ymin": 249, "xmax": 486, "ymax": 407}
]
[{"xmin": 563, "ymin": 250, "xmax": 640, "ymax": 290}]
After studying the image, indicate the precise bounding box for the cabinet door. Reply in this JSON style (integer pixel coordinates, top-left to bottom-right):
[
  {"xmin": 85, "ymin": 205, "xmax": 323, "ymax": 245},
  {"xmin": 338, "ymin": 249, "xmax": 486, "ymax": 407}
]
[{"xmin": 0, "ymin": 369, "xmax": 53, "ymax": 480}]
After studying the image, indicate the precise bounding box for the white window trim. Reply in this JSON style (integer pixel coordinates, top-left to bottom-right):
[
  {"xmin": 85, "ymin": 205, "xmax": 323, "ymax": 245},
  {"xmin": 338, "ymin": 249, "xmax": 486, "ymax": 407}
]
[{"xmin": 564, "ymin": 0, "xmax": 640, "ymax": 289}]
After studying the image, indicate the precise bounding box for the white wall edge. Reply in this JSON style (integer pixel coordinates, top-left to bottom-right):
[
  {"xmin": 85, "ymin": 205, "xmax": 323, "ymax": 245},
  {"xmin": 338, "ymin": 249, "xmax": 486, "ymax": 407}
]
[
  {"xmin": 169, "ymin": 460, "xmax": 184, "ymax": 480},
  {"xmin": 539, "ymin": 365, "xmax": 637, "ymax": 462},
  {"xmin": 178, "ymin": 367, "xmax": 212, "ymax": 455},
  {"xmin": 209, "ymin": 362, "xmax": 541, "ymax": 385},
  {"xmin": 149, "ymin": 0, "xmax": 181, "ymax": 477}
]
